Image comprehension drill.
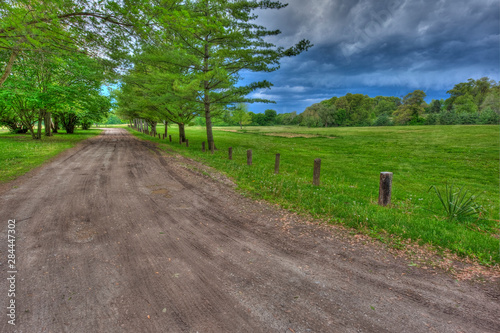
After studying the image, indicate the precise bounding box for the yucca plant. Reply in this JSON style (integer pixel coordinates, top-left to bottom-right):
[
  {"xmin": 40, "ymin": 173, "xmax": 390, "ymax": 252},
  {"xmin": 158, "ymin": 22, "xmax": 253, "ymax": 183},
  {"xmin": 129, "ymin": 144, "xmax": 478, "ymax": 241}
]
[{"xmin": 428, "ymin": 183, "xmax": 482, "ymax": 221}]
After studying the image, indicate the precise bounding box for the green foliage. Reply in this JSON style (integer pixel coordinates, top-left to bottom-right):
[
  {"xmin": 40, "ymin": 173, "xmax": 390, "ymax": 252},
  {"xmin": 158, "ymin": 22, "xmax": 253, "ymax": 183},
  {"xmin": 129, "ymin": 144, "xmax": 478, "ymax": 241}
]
[
  {"xmin": 479, "ymin": 108, "xmax": 500, "ymax": 125},
  {"xmin": 393, "ymin": 90, "xmax": 426, "ymax": 125},
  {"xmin": 232, "ymin": 104, "xmax": 252, "ymax": 128},
  {"xmin": 373, "ymin": 114, "xmax": 392, "ymax": 126},
  {"xmin": 297, "ymin": 78, "xmax": 497, "ymax": 128},
  {"xmin": 429, "ymin": 183, "xmax": 482, "ymax": 221}
]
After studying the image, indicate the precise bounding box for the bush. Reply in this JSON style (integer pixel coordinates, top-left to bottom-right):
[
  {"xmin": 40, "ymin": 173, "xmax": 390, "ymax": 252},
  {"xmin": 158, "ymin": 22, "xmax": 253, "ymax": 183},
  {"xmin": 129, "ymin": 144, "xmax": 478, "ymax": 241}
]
[
  {"xmin": 429, "ymin": 183, "xmax": 482, "ymax": 222},
  {"xmin": 438, "ymin": 111, "xmax": 459, "ymax": 125},
  {"xmin": 456, "ymin": 112, "xmax": 479, "ymax": 125},
  {"xmin": 479, "ymin": 108, "xmax": 500, "ymax": 125},
  {"xmin": 372, "ymin": 114, "xmax": 392, "ymax": 126},
  {"xmin": 424, "ymin": 113, "xmax": 438, "ymax": 125}
]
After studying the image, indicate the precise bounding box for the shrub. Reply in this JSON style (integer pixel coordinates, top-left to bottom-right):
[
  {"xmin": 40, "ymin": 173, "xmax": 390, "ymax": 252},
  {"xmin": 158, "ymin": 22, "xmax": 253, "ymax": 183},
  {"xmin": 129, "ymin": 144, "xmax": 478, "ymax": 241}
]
[
  {"xmin": 372, "ymin": 114, "xmax": 392, "ymax": 126},
  {"xmin": 429, "ymin": 183, "xmax": 482, "ymax": 222},
  {"xmin": 479, "ymin": 108, "xmax": 500, "ymax": 125}
]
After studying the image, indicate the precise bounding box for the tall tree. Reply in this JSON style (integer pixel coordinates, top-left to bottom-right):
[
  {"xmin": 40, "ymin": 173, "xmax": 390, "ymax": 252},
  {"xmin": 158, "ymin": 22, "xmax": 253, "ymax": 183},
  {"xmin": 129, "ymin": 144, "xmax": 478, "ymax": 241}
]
[
  {"xmin": 0, "ymin": 0, "xmax": 144, "ymax": 86},
  {"xmin": 232, "ymin": 103, "xmax": 251, "ymax": 129},
  {"xmin": 393, "ymin": 90, "xmax": 426, "ymax": 125},
  {"xmin": 154, "ymin": 0, "xmax": 312, "ymax": 149}
]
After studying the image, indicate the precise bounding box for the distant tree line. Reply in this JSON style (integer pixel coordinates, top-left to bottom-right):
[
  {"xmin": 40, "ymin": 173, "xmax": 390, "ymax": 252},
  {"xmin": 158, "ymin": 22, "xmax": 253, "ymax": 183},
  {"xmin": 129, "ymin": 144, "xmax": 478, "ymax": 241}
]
[{"xmin": 224, "ymin": 77, "xmax": 498, "ymax": 127}]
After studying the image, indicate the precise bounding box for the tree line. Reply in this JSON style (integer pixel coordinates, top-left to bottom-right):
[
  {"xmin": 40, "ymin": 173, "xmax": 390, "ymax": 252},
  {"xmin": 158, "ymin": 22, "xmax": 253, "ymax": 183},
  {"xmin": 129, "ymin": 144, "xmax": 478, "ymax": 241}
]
[
  {"xmin": 0, "ymin": 0, "xmax": 311, "ymax": 142},
  {"xmin": 278, "ymin": 77, "xmax": 499, "ymax": 128}
]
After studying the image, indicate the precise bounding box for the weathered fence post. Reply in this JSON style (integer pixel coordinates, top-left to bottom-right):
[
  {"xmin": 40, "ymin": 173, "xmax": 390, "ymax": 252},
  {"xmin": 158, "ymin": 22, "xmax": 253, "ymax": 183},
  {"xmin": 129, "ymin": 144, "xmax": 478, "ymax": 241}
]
[
  {"xmin": 275, "ymin": 153, "xmax": 280, "ymax": 174},
  {"xmin": 228, "ymin": 147, "xmax": 233, "ymax": 160},
  {"xmin": 158, "ymin": 134, "xmax": 160, "ymax": 139},
  {"xmin": 378, "ymin": 172, "xmax": 393, "ymax": 207},
  {"xmin": 202, "ymin": 142, "xmax": 205, "ymax": 152},
  {"xmin": 169, "ymin": 135, "xmax": 172, "ymax": 142},
  {"xmin": 313, "ymin": 158, "xmax": 321, "ymax": 186},
  {"xmin": 185, "ymin": 139, "xmax": 189, "ymax": 147},
  {"xmin": 247, "ymin": 150, "xmax": 252, "ymax": 166}
]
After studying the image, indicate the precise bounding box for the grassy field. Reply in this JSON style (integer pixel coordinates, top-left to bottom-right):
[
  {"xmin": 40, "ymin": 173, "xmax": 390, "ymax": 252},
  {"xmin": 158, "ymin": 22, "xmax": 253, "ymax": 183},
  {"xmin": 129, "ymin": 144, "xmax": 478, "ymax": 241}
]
[
  {"xmin": 129, "ymin": 124, "xmax": 500, "ymax": 265},
  {"xmin": 0, "ymin": 129, "xmax": 102, "ymax": 183}
]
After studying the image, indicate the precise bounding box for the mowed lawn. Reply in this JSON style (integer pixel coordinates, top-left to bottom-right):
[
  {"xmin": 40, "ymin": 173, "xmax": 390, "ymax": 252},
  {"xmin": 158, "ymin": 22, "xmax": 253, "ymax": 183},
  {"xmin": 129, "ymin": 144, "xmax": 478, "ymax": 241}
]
[
  {"xmin": 0, "ymin": 129, "xmax": 102, "ymax": 183},
  {"xmin": 130, "ymin": 124, "xmax": 500, "ymax": 265}
]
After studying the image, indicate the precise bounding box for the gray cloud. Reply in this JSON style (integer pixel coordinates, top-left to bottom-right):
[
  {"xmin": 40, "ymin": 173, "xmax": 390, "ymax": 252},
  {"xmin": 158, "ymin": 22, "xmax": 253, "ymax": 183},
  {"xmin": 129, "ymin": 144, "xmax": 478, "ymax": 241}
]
[{"xmin": 243, "ymin": 0, "xmax": 500, "ymax": 113}]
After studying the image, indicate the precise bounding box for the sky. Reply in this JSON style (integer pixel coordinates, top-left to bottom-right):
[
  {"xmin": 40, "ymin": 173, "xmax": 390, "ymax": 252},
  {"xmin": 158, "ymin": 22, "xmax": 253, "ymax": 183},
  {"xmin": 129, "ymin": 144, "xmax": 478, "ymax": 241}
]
[{"xmin": 240, "ymin": 0, "xmax": 500, "ymax": 114}]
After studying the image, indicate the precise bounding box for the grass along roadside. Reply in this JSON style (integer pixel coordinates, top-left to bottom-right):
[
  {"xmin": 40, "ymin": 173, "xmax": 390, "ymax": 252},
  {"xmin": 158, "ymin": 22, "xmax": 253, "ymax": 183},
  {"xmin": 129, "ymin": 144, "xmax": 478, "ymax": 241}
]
[
  {"xmin": 128, "ymin": 125, "xmax": 500, "ymax": 265},
  {"xmin": 0, "ymin": 129, "xmax": 102, "ymax": 183}
]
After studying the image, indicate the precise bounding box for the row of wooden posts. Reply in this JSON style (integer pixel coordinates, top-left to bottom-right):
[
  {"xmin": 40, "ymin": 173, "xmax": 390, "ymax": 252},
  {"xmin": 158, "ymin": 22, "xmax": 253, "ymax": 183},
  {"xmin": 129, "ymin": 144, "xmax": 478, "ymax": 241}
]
[{"xmin": 131, "ymin": 125, "xmax": 393, "ymax": 207}]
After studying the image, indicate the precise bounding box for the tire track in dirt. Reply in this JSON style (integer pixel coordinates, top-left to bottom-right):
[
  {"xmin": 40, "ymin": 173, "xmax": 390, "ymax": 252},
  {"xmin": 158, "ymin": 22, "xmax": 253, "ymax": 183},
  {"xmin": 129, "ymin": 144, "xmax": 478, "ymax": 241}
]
[{"xmin": 0, "ymin": 128, "xmax": 498, "ymax": 333}]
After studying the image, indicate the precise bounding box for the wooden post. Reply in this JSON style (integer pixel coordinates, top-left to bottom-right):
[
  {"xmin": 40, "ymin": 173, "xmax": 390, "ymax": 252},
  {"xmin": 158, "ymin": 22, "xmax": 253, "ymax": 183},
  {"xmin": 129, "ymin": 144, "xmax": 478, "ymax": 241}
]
[
  {"xmin": 228, "ymin": 147, "xmax": 233, "ymax": 160},
  {"xmin": 202, "ymin": 142, "xmax": 205, "ymax": 152},
  {"xmin": 247, "ymin": 150, "xmax": 252, "ymax": 166},
  {"xmin": 378, "ymin": 172, "xmax": 393, "ymax": 207},
  {"xmin": 275, "ymin": 153, "xmax": 280, "ymax": 174},
  {"xmin": 313, "ymin": 158, "xmax": 321, "ymax": 186},
  {"xmin": 185, "ymin": 139, "xmax": 189, "ymax": 147},
  {"xmin": 169, "ymin": 135, "xmax": 172, "ymax": 142},
  {"xmin": 162, "ymin": 134, "xmax": 165, "ymax": 139},
  {"xmin": 158, "ymin": 134, "xmax": 160, "ymax": 139}
]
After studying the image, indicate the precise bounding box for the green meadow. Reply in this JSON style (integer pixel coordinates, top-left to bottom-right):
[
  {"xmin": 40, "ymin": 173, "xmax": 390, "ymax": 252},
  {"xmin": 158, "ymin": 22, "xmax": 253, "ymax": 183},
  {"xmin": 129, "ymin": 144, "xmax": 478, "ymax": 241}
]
[
  {"xmin": 0, "ymin": 129, "xmax": 102, "ymax": 183},
  {"xmin": 130, "ymin": 124, "xmax": 500, "ymax": 265}
]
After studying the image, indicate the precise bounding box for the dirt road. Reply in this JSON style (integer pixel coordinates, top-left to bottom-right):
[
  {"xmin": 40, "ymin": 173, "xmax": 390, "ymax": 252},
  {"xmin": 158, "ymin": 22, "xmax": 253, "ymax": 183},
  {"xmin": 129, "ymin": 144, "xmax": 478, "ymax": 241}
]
[{"xmin": 0, "ymin": 128, "xmax": 498, "ymax": 332}]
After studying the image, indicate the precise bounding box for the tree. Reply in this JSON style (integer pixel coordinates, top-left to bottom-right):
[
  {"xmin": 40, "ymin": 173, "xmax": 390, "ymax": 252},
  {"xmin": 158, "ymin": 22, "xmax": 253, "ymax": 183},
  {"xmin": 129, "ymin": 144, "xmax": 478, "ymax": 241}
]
[
  {"xmin": 154, "ymin": 0, "xmax": 312, "ymax": 149},
  {"xmin": 428, "ymin": 99, "xmax": 442, "ymax": 114},
  {"xmin": 480, "ymin": 86, "xmax": 500, "ymax": 115},
  {"xmin": 393, "ymin": 90, "xmax": 426, "ymax": 125},
  {"xmin": 232, "ymin": 103, "xmax": 251, "ymax": 129},
  {"xmin": 0, "ymin": 0, "xmax": 143, "ymax": 86},
  {"xmin": 453, "ymin": 94, "xmax": 478, "ymax": 114},
  {"xmin": 264, "ymin": 109, "xmax": 278, "ymax": 125}
]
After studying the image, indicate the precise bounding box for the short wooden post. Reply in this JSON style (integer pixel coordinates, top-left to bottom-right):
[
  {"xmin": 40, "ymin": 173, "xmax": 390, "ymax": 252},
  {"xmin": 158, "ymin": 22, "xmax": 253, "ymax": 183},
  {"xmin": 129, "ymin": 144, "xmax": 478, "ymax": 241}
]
[
  {"xmin": 169, "ymin": 135, "xmax": 172, "ymax": 142},
  {"xmin": 275, "ymin": 153, "xmax": 280, "ymax": 174},
  {"xmin": 162, "ymin": 134, "xmax": 165, "ymax": 139},
  {"xmin": 185, "ymin": 139, "xmax": 189, "ymax": 147},
  {"xmin": 313, "ymin": 158, "xmax": 321, "ymax": 186},
  {"xmin": 202, "ymin": 142, "xmax": 205, "ymax": 152},
  {"xmin": 378, "ymin": 172, "xmax": 393, "ymax": 207},
  {"xmin": 228, "ymin": 147, "xmax": 233, "ymax": 160},
  {"xmin": 210, "ymin": 142, "xmax": 214, "ymax": 154},
  {"xmin": 247, "ymin": 150, "xmax": 252, "ymax": 166},
  {"xmin": 158, "ymin": 134, "xmax": 160, "ymax": 139}
]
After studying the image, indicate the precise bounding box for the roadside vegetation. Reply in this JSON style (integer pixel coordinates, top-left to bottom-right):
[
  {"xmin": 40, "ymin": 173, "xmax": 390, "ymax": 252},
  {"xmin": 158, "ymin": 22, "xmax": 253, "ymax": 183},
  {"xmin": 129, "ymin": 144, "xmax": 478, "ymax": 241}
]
[
  {"xmin": 129, "ymin": 124, "xmax": 500, "ymax": 265},
  {"xmin": 0, "ymin": 129, "xmax": 101, "ymax": 183}
]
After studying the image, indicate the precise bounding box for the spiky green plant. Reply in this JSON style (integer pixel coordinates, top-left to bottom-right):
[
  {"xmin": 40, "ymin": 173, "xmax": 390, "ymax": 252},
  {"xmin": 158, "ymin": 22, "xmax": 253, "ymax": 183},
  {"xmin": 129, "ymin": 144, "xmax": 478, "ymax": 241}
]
[{"xmin": 429, "ymin": 183, "xmax": 482, "ymax": 221}]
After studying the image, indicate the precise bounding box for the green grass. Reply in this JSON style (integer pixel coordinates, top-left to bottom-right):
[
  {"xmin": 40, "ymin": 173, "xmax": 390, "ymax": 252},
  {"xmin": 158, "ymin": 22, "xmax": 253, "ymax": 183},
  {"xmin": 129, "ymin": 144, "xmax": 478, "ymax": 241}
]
[
  {"xmin": 0, "ymin": 129, "xmax": 102, "ymax": 183},
  {"xmin": 132, "ymin": 124, "xmax": 500, "ymax": 265}
]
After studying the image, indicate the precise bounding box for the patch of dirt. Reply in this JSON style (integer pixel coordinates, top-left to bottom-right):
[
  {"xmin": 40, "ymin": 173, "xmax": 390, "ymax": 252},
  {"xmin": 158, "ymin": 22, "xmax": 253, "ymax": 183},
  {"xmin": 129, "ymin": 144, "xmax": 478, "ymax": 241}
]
[
  {"xmin": 262, "ymin": 132, "xmax": 335, "ymax": 139},
  {"xmin": 0, "ymin": 128, "xmax": 498, "ymax": 333},
  {"xmin": 216, "ymin": 129, "xmax": 239, "ymax": 133}
]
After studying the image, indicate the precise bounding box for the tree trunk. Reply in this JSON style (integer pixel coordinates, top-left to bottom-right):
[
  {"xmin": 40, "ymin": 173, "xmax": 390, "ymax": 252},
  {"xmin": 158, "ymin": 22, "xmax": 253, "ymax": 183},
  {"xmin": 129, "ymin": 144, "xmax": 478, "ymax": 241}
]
[
  {"xmin": 36, "ymin": 109, "xmax": 45, "ymax": 140},
  {"xmin": 0, "ymin": 49, "xmax": 19, "ymax": 87},
  {"xmin": 178, "ymin": 123, "xmax": 186, "ymax": 143},
  {"xmin": 164, "ymin": 121, "xmax": 168, "ymax": 137},
  {"xmin": 52, "ymin": 115, "xmax": 59, "ymax": 133},
  {"xmin": 45, "ymin": 111, "xmax": 52, "ymax": 136},
  {"xmin": 151, "ymin": 122, "xmax": 157, "ymax": 136},
  {"xmin": 240, "ymin": 121, "xmax": 242, "ymax": 129},
  {"xmin": 203, "ymin": 32, "xmax": 215, "ymax": 150}
]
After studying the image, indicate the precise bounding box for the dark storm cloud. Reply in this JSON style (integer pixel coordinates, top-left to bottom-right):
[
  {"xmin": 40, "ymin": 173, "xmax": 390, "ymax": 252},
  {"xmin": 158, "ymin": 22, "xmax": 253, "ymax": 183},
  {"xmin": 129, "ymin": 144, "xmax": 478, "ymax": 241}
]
[{"xmin": 242, "ymin": 0, "xmax": 500, "ymax": 113}]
